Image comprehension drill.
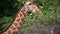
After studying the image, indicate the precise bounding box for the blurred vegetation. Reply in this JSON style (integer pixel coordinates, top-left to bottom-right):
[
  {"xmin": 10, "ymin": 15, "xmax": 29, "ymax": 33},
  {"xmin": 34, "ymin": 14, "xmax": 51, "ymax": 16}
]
[{"xmin": 0, "ymin": 0, "xmax": 60, "ymax": 34}]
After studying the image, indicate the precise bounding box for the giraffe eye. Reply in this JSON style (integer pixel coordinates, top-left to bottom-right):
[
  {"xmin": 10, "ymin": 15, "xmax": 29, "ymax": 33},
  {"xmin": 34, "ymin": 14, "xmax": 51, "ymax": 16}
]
[{"xmin": 28, "ymin": 4, "xmax": 31, "ymax": 5}]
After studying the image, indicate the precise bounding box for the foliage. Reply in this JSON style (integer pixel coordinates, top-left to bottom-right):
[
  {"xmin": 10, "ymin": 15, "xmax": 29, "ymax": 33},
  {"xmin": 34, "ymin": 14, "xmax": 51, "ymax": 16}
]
[
  {"xmin": 0, "ymin": 0, "xmax": 60, "ymax": 34},
  {"xmin": 0, "ymin": 16, "xmax": 13, "ymax": 31},
  {"xmin": 0, "ymin": 0, "xmax": 23, "ymax": 17}
]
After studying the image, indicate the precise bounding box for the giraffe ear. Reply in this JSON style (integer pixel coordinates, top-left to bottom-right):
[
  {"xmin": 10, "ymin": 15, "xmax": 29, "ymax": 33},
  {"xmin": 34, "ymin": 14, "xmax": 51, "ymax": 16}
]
[
  {"xmin": 22, "ymin": 1, "xmax": 26, "ymax": 5},
  {"xmin": 32, "ymin": 0, "xmax": 36, "ymax": 4}
]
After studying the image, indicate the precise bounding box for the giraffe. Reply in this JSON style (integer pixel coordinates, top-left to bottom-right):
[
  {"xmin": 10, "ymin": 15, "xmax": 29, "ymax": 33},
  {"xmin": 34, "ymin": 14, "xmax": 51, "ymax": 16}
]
[{"xmin": 0, "ymin": 0, "xmax": 39, "ymax": 34}]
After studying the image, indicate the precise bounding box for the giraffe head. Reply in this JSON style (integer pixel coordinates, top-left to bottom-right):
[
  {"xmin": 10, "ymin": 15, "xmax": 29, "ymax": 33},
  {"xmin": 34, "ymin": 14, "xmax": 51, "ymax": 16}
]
[{"xmin": 23, "ymin": 1, "xmax": 39, "ymax": 14}]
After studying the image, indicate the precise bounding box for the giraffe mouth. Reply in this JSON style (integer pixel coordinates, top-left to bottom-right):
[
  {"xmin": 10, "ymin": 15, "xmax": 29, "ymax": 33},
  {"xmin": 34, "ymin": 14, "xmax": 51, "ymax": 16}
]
[{"xmin": 27, "ymin": 11, "xmax": 32, "ymax": 14}]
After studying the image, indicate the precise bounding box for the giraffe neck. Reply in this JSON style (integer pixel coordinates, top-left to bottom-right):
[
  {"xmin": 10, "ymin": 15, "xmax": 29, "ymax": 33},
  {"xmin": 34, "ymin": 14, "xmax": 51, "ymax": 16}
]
[{"xmin": 1, "ymin": 6, "xmax": 27, "ymax": 34}]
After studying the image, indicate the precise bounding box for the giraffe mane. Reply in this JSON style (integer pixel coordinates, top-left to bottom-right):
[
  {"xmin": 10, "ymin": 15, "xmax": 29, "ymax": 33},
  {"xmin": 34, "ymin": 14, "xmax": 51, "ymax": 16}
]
[{"xmin": 0, "ymin": 6, "xmax": 24, "ymax": 34}]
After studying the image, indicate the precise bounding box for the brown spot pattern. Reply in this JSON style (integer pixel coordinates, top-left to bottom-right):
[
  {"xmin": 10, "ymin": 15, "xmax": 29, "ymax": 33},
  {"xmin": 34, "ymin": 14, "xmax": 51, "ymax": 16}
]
[
  {"xmin": 10, "ymin": 26, "xmax": 16, "ymax": 30},
  {"xmin": 12, "ymin": 27, "xmax": 16, "ymax": 30},
  {"xmin": 21, "ymin": 17, "xmax": 24, "ymax": 21},
  {"xmin": 22, "ymin": 11, "xmax": 26, "ymax": 16},
  {"xmin": 17, "ymin": 26, "xmax": 20, "ymax": 31},
  {"xmin": 19, "ymin": 13, "xmax": 22, "ymax": 17},
  {"xmin": 16, "ymin": 18, "xmax": 20, "ymax": 22},
  {"xmin": 13, "ymin": 23, "xmax": 17, "ymax": 26},
  {"xmin": 12, "ymin": 31, "xmax": 18, "ymax": 34},
  {"xmin": 10, "ymin": 26, "xmax": 13, "ymax": 29},
  {"xmin": 7, "ymin": 30, "xmax": 11, "ymax": 34},
  {"xmin": 3, "ymin": 32, "xmax": 6, "ymax": 34},
  {"xmin": 19, "ymin": 22, "xmax": 22, "ymax": 27},
  {"xmin": 16, "ymin": 15, "xmax": 19, "ymax": 18}
]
